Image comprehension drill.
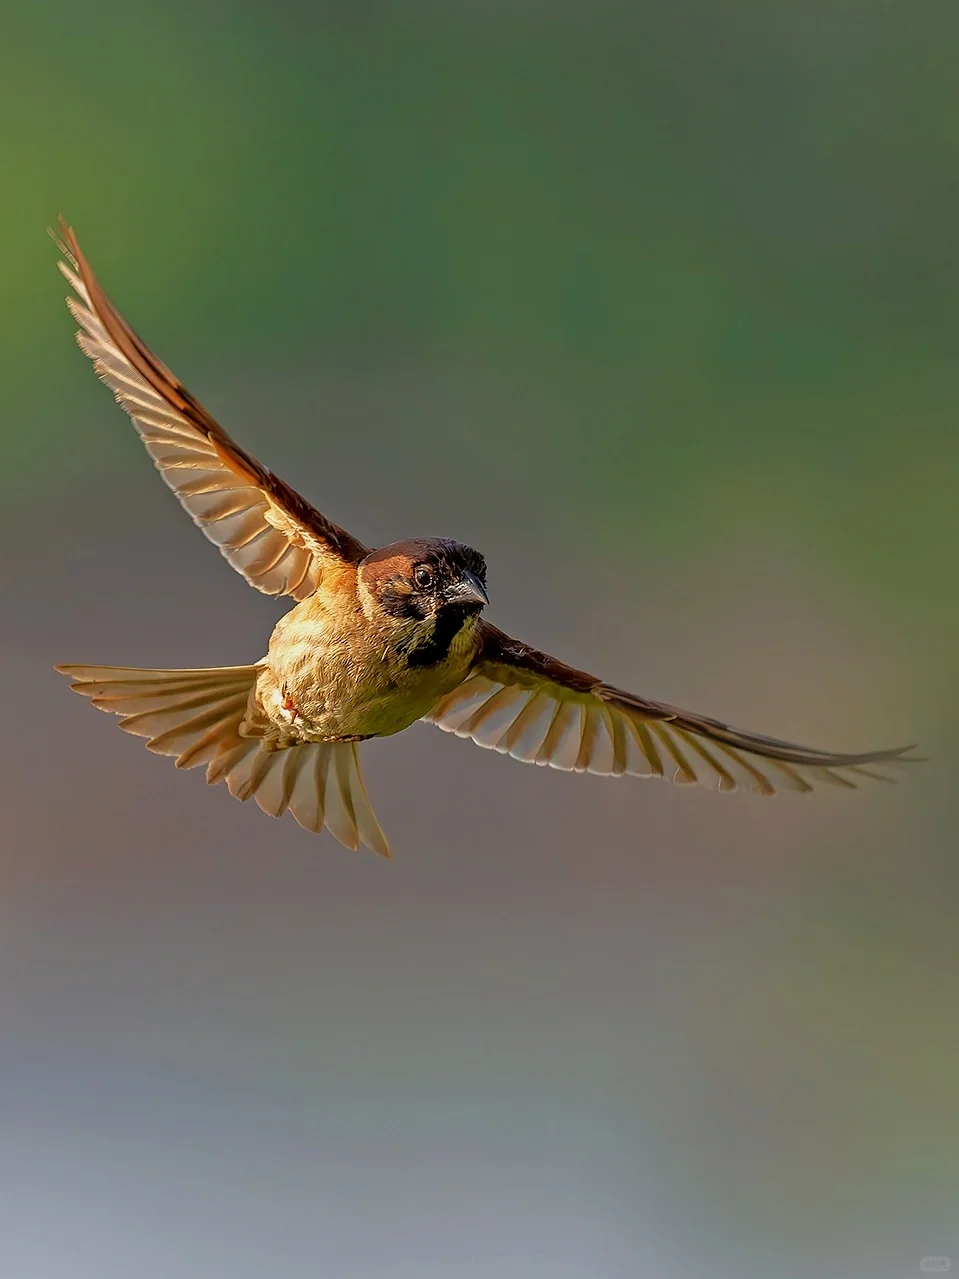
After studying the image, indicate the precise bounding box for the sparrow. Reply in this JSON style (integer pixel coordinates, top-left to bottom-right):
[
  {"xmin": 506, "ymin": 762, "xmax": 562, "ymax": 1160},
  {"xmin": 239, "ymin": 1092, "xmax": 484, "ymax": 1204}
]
[{"xmin": 52, "ymin": 221, "xmax": 917, "ymax": 858}]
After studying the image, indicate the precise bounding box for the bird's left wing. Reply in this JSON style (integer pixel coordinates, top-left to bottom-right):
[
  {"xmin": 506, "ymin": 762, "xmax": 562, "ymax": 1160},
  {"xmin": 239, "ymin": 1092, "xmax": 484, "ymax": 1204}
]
[
  {"xmin": 424, "ymin": 623, "xmax": 918, "ymax": 792},
  {"xmin": 53, "ymin": 220, "xmax": 370, "ymax": 598}
]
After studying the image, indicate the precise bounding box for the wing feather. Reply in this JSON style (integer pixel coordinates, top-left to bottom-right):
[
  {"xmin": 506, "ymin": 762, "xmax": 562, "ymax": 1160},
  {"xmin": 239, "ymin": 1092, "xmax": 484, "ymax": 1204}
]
[
  {"xmin": 424, "ymin": 623, "xmax": 920, "ymax": 794},
  {"xmin": 53, "ymin": 220, "xmax": 369, "ymax": 599}
]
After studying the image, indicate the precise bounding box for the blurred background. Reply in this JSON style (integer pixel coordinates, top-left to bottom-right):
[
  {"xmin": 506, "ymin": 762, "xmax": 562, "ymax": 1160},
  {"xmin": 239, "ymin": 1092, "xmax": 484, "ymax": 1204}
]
[{"xmin": 2, "ymin": 3, "xmax": 957, "ymax": 1276}]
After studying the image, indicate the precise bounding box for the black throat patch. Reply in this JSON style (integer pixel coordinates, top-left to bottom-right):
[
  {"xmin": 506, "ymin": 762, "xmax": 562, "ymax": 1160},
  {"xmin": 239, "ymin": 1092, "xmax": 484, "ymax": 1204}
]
[{"xmin": 405, "ymin": 607, "xmax": 470, "ymax": 667}]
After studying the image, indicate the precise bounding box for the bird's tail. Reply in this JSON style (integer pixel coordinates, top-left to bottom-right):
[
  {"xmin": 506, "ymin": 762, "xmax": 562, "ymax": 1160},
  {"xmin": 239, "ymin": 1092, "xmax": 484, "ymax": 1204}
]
[{"xmin": 55, "ymin": 663, "xmax": 391, "ymax": 857}]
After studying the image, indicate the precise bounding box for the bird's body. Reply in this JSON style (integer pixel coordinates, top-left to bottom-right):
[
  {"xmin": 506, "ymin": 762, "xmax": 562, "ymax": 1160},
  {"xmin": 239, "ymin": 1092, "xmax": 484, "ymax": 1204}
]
[
  {"xmin": 52, "ymin": 220, "xmax": 918, "ymax": 857},
  {"xmin": 251, "ymin": 547, "xmax": 486, "ymax": 747}
]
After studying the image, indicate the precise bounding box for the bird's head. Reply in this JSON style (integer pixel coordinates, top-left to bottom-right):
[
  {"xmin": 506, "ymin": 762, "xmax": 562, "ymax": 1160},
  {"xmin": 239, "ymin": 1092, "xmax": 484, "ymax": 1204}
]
[{"xmin": 358, "ymin": 538, "xmax": 489, "ymax": 627}]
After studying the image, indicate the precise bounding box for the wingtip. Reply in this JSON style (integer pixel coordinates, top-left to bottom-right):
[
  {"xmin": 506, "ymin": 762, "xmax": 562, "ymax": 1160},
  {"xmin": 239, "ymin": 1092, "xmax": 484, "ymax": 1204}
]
[
  {"xmin": 55, "ymin": 662, "xmax": 95, "ymax": 680},
  {"xmin": 55, "ymin": 664, "xmax": 101, "ymax": 696},
  {"xmin": 48, "ymin": 217, "xmax": 78, "ymax": 269},
  {"xmin": 876, "ymin": 744, "xmax": 925, "ymax": 764}
]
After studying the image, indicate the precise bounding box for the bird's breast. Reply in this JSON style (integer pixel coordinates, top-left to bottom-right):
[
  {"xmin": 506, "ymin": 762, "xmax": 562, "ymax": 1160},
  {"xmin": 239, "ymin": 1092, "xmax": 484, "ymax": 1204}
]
[{"xmin": 259, "ymin": 598, "xmax": 479, "ymax": 742}]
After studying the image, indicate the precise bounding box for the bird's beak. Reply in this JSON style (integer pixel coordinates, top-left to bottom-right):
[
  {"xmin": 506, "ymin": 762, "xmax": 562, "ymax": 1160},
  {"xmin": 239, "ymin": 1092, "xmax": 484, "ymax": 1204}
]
[{"xmin": 444, "ymin": 569, "xmax": 489, "ymax": 609}]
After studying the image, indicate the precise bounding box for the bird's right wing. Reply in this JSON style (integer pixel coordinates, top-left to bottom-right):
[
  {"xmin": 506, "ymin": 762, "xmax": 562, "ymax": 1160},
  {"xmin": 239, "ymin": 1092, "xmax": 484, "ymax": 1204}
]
[
  {"xmin": 424, "ymin": 623, "xmax": 919, "ymax": 792},
  {"xmin": 53, "ymin": 220, "xmax": 370, "ymax": 599}
]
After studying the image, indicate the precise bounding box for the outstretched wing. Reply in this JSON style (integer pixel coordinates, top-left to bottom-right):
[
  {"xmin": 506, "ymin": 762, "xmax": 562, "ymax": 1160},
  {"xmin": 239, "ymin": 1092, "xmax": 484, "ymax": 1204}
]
[
  {"xmin": 53, "ymin": 220, "xmax": 369, "ymax": 599},
  {"xmin": 424, "ymin": 623, "xmax": 919, "ymax": 792}
]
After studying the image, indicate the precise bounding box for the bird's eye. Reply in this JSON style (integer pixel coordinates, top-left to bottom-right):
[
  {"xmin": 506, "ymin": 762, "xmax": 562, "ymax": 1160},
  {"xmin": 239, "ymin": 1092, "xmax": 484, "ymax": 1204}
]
[{"xmin": 413, "ymin": 565, "xmax": 434, "ymax": 590}]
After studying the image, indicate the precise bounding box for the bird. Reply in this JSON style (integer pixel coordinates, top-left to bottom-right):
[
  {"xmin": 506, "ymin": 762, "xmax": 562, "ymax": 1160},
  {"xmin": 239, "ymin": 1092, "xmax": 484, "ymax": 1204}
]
[{"xmin": 52, "ymin": 220, "xmax": 918, "ymax": 858}]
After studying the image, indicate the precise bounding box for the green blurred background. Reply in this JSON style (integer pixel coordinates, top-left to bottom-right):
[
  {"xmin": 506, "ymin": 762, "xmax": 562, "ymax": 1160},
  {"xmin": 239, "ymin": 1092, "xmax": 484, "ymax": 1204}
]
[{"xmin": 2, "ymin": 3, "xmax": 957, "ymax": 1276}]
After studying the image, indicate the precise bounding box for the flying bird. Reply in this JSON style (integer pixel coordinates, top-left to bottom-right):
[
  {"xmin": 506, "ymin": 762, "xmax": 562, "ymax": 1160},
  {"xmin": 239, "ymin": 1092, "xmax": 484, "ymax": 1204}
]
[{"xmin": 52, "ymin": 221, "xmax": 917, "ymax": 857}]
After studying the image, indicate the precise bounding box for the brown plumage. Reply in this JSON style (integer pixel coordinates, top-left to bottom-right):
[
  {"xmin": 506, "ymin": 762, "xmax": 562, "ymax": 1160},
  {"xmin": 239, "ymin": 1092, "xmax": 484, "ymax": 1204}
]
[{"xmin": 52, "ymin": 220, "xmax": 919, "ymax": 856}]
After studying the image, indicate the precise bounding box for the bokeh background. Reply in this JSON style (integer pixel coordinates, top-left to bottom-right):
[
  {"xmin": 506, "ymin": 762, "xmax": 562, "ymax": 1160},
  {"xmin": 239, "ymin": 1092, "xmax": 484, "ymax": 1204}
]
[{"xmin": 2, "ymin": 3, "xmax": 957, "ymax": 1276}]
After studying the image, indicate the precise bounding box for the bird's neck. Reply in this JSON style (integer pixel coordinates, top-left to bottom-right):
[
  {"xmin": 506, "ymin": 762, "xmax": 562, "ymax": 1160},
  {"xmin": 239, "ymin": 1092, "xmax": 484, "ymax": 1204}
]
[{"xmin": 404, "ymin": 607, "xmax": 480, "ymax": 668}]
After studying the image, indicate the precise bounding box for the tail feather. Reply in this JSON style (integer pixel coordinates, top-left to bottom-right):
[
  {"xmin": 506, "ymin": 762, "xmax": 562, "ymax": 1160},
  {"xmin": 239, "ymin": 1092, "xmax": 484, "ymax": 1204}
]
[{"xmin": 56, "ymin": 663, "xmax": 391, "ymax": 857}]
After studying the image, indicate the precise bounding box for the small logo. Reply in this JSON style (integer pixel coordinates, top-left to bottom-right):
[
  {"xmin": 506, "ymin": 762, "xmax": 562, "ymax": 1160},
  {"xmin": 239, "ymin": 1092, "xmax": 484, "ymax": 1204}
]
[{"xmin": 920, "ymin": 1261, "xmax": 952, "ymax": 1274}]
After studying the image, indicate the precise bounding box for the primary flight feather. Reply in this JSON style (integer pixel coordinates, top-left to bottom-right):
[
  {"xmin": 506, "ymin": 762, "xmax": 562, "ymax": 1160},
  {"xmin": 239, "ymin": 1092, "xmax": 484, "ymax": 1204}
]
[{"xmin": 53, "ymin": 221, "xmax": 918, "ymax": 856}]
